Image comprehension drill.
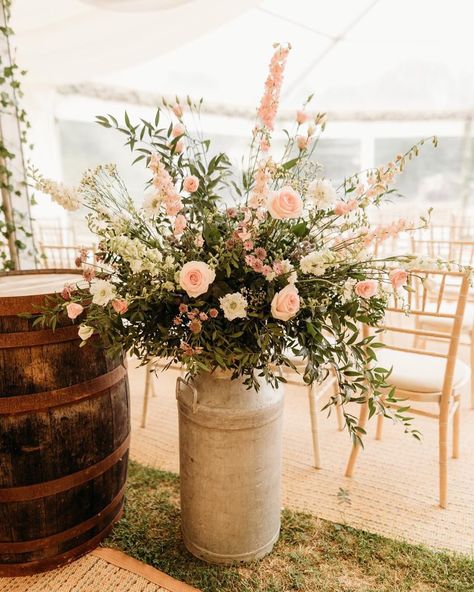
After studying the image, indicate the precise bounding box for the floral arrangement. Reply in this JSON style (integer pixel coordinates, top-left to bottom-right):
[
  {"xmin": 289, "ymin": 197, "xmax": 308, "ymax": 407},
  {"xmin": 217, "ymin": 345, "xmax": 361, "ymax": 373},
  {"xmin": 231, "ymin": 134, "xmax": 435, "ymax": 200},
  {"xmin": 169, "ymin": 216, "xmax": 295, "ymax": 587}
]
[{"xmin": 35, "ymin": 43, "xmax": 443, "ymax": 438}]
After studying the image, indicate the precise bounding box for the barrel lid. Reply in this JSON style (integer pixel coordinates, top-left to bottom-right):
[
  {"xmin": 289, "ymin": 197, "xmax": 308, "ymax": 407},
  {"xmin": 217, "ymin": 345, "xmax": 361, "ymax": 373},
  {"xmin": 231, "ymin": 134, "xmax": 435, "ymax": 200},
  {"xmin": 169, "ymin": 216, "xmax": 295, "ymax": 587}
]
[{"xmin": 0, "ymin": 269, "xmax": 82, "ymax": 315}]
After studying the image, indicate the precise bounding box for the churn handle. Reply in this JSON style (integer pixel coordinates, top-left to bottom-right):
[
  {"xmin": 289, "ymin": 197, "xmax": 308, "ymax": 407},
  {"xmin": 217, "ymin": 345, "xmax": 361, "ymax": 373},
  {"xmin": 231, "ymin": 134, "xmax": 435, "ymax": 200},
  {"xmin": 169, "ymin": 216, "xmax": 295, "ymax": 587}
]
[{"xmin": 176, "ymin": 376, "xmax": 199, "ymax": 413}]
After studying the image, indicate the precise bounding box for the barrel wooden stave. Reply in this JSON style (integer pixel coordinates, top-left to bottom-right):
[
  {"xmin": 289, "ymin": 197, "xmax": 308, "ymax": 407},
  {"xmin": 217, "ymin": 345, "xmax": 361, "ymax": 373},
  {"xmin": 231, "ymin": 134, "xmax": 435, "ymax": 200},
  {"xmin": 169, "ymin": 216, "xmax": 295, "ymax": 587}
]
[{"xmin": 0, "ymin": 271, "xmax": 130, "ymax": 575}]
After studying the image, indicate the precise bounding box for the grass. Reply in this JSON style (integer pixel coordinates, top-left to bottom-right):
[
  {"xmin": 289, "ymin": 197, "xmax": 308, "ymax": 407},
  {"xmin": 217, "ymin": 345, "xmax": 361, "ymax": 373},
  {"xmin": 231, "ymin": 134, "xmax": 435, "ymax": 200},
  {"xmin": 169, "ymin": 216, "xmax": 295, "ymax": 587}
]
[{"xmin": 105, "ymin": 461, "xmax": 474, "ymax": 592}]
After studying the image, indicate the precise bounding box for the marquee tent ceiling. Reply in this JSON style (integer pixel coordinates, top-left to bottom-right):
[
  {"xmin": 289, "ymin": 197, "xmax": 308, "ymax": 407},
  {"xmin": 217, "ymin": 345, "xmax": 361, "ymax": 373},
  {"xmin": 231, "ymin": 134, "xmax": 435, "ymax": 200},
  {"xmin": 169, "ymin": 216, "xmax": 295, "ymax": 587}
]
[{"xmin": 11, "ymin": 0, "xmax": 474, "ymax": 113}]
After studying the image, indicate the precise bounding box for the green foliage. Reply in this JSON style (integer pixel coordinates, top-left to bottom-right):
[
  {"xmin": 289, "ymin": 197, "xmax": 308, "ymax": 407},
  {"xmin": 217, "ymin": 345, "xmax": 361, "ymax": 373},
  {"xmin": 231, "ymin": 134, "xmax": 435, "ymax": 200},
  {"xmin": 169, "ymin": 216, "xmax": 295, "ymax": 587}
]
[{"xmin": 0, "ymin": 0, "xmax": 34, "ymax": 270}]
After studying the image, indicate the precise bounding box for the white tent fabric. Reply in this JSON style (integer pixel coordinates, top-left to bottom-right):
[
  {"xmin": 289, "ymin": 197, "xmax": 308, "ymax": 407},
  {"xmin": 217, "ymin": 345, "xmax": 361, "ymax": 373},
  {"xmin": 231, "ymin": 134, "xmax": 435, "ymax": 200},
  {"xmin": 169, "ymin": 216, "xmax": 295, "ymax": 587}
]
[
  {"xmin": 12, "ymin": 0, "xmax": 261, "ymax": 85},
  {"xmin": 12, "ymin": 0, "xmax": 474, "ymax": 113}
]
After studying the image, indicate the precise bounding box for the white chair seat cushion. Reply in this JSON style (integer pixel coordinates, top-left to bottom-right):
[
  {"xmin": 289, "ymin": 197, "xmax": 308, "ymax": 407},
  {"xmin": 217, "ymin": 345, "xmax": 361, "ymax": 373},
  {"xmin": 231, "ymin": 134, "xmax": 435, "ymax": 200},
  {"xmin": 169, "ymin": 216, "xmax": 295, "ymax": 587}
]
[{"xmin": 376, "ymin": 348, "xmax": 470, "ymax": 394}]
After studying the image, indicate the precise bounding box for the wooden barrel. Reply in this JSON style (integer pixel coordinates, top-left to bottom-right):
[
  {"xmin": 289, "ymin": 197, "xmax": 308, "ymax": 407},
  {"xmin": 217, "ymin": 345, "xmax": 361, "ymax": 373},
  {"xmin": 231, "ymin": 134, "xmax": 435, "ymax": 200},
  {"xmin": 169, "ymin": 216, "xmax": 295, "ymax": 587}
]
[{"xmin": 0, "ymin": 270, "xmax": 130, "ymax": 576}]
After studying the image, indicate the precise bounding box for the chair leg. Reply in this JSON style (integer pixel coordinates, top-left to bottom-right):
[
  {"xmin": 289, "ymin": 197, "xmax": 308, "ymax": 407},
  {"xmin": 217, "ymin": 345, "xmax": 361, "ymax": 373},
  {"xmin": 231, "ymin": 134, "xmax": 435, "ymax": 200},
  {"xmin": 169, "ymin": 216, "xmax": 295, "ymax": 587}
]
[
  {"xmin": 470, "ymin": 329, "xmax": 474, "ymax": 409},
  {"xmin": 331, "ymin": 378, "xmax": 344, "ymax": 431},
  {"xmin": 308, "ymin": 384, "xmax": 321, "ymax": 469},
  {"xmin": 345, "ymin": 400, "xmax": 369, "ymax": 478},
  {"xmin": 151, "ymin": 371, "xmax": 157, "ymax": 398},
  {"xmin": 375, "ymin": 413, "xmax": 384, "ymax": 440},
  {"xmin": 439, "ymin": 416, "xmax": 449, "ymax": 508},
  {"xmin": 141, "ymin": 362, "xmax": 152, "ymax": 429},
  {"xmin": 453, "ymin": 394, "xmax": 460, "ymax": 459}
]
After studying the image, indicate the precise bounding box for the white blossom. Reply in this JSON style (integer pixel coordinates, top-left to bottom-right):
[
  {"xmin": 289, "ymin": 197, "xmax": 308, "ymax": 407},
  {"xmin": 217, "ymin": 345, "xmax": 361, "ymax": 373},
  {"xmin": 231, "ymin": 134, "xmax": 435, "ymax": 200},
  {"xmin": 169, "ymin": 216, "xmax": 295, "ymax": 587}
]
[
  {"xmin": 300, "ymin": 249, "xmax": 338, "ymax": 275},
  {"xmin": 341, "ymin": 278, "xmax": 357, "ymax": 303},
  {"xmin": 90, "ymin": 279, "xmax": 116, "ymax": 306},
  {"xmin": 307, "ymin": 179, "xmax": 337, "ymax": 210},
  {"xmin": 37, "ymin": 178, "xmax": 82, "ymax": 211},
  {"xmin": 143, "ymin": 192, "xmax": 163, "ymax": 217},
  {"xmin": 78, "ymin": 324, "xmax": 94, "ymax": 341},
  {"xmin": 219, "ymin": 292, "xmax": 248, "ymax": 321}
]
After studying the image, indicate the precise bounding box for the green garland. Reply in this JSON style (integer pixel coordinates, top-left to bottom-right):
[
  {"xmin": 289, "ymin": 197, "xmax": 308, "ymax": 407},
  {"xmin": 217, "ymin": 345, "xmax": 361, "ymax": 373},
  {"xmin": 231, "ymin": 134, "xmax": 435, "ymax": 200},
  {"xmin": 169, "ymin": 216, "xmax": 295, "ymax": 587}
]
[{"xmin": 0, "ymin": 0, "xmax": 34, "ymax": 270}]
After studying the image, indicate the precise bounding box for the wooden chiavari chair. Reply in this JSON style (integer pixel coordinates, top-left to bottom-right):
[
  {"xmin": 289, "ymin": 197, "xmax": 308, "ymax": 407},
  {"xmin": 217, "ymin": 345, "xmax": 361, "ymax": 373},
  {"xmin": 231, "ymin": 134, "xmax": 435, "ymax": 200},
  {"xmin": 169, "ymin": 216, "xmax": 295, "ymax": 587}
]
[
  {"xmin": 39, "ymin": 243, "xmax": 97, "ymax": 269},
  {"xmin": 345, "ymin": 269, "xmax": 470, "ymax": 508},
  {"xmin": 411, "ymin": 238, "xmax": 474, "ymax": 407},
  {"xmin": 279, "ymin": 357, "xmax": 344, "ymax": 469},
  {"xmin": 141, "ymin": 358, "xmax": 184, "ymax": 428}
]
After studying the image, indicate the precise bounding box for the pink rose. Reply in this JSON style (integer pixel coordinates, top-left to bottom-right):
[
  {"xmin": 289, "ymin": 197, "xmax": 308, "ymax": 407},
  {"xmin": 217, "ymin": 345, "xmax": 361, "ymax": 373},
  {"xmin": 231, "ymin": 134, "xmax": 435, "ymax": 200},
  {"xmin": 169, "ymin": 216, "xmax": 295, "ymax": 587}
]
[
  {"xmin": 271, "ymin": 284, "xmax": 300, "ymax": 321},
  {"xmin": 389, "ymin": 269, "xmax": 408, "ymax": 289},
  {"xmin": 173, "ymin": 214, "xmax": 187, "ymax": 236},
  {"xmin": 112, "ymin": 299, "xmax": 128, "ymax": 314},
  {"xmin": 179, "ymin": 261, "xmax": 216, "ymax": 298},
  {"xmin": 66, "ymin": 302, "xmax": 84, "ymax": 319},
  {"xmin": 296, "ymin": 110, "xmax": 310, "ymax": 124},
  {"xmin": 172, "ymin": 123, "xmax": 185, "ymax": 138},
  {"xmin": 267, "ymin": 186, "xmax": 303, "ymax": 219},
  {"xmin": 354, "ymin": 280, "xmax": 379, "ymax": 299},
  {"xmin": 183, "ymin": 175, "xmax": 199, "ymax": 193}
]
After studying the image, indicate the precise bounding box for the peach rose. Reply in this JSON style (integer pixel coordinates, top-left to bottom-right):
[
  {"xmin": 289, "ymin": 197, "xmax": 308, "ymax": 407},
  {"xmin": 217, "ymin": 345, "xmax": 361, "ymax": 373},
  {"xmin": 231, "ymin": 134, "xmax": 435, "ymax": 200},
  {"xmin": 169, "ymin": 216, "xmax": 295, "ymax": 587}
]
[
  {"xmin": 179, "ymin": 261, "xmax": 216, "ymax": 298},
  {"xmin": 267, "ymin": 186, "xmax": 303, "ymax": 219},
  {"xmin": 173, "ymin": 214, "xmax": 187, "ymax": 236},
  {"xmin": 271, "ymin": 284, "xmax": 300, "ymax": 321},
  {"xmin": 112, "ymin": 299, "xmax": 128, "ymax": 314},
  {"xmin": 389, "ymin": 268, "xmax": 408, "ymax": 289},
  {"xmin": 66, "ymin": 302, "xmax": 83, "ymax": 319},
  {"xmin": 354, "ymin": 280, "xmax": 378, "ymax": 299},
  {"xmin": 183, "ymin": 175, "xmax": 199, "ymax": 193}
]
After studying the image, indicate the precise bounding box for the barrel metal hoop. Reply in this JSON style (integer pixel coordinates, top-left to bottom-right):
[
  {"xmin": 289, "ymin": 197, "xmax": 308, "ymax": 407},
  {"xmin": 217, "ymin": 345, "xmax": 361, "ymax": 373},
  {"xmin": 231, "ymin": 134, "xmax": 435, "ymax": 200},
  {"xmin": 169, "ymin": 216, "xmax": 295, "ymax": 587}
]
[
  {"xmin": 0, "ymin": 481, "xmax": 126, "ymax": 553},
  {"xmin": 0, "ymin": 432, "xmax": 130, "ymax": 502},
  {"xmin": 0, "ymin": 508, "xmax": 123, "ymax": 577},
  {"xmin": 0, "ymin": 364, "xmax": 127, "ymax": 414},
  {"xmin": 0, "ymin": 324, "xmax": 80, "ymax": 349}
]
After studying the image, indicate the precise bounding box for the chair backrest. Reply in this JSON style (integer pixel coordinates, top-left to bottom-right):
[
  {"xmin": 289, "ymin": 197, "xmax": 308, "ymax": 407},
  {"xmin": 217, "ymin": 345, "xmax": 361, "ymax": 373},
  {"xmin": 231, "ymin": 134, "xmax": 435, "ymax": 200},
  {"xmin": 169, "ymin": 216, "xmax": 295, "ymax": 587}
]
[
  {"xmin": 411, "ymin": 238, "xmax": 474, "ymax": 267},
  {"xmin": 39, "ymin": 244, "xmax": 97, "ymax": 269},
  {"xmin": 413, "ymin": 222, "xmax": 474, "ymax": 242},
  {"xmin": 34, "ymin": 222, "xmax": 78, "ymax": 246},
  {"xmin": 372, "ymin": 269, "xmax": 469, "ymax": 402}
]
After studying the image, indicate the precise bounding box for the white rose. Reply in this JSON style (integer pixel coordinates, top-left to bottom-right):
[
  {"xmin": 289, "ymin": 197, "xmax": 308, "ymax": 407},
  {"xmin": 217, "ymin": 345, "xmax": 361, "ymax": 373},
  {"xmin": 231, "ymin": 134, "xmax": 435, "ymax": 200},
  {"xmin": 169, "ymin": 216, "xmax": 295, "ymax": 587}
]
[
  {"xmin": 78, "ymin": 324, "xmax": 94, "ymax": 341},
  {"xmin": 219, "ymin": 292, "xmax": 248, "ymax": 321},
  {"xmin": 90, "ymin": 279, "xmax": 116, "ymax": 306},
  {"xmin": 307, "ymin": 179, "xmax": 337, "ymax": 210}
]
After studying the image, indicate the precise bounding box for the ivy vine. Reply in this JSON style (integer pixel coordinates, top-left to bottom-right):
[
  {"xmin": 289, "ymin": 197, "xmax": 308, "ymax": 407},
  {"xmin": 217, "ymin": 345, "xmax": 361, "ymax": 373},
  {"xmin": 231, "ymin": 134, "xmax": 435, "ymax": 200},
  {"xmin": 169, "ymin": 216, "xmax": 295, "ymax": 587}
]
[{"xmin": 0, "ymin": 0, "xmax": 34, "ymax": 270}]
